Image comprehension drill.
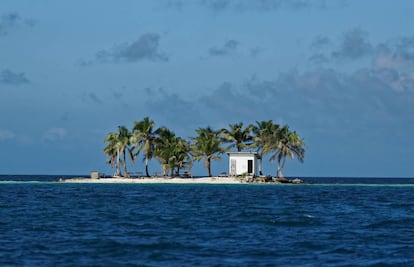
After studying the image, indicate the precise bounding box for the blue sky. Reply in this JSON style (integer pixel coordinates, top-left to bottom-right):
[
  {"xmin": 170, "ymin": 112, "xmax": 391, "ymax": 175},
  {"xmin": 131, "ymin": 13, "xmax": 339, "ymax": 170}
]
[{"xmin": 1, "ymin": 0, "xmax": 414, "ymax": 177}]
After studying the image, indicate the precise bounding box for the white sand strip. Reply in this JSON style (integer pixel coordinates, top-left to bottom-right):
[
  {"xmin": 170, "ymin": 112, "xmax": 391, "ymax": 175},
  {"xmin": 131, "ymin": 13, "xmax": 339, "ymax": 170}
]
[{"xmin": 60, "ymin": 177, "xmax": 244, "ymax": 184}]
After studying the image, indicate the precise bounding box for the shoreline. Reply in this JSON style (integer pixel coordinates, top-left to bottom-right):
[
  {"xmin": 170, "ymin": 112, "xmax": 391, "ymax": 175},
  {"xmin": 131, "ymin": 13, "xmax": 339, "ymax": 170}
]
[{"xmin": 59, "ymin": 176, "xmax": 289, "ymax": 184}]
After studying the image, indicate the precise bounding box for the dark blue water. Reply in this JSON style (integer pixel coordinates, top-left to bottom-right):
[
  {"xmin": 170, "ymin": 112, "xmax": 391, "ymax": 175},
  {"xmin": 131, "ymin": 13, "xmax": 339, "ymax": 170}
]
[{"xmin": 1, "ymin": 176, "xmax": 414, "ymax": 266}]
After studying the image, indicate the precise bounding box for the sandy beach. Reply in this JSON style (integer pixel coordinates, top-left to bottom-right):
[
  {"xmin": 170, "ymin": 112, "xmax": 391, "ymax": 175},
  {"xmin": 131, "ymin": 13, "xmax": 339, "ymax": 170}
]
[{"xmin": 59, "ymin": 176, "xmax": 247, "ymax": 184}]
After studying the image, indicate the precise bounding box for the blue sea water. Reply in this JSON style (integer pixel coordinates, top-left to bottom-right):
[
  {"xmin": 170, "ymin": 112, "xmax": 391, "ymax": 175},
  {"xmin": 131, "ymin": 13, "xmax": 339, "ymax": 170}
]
[{"xmin": 1, "ymin": 175, "xmax": 414, "ymax": 266}]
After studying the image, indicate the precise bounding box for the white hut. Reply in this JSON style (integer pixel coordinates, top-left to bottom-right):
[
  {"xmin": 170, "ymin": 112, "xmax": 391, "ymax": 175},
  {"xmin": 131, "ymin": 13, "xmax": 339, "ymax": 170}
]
[{"xmin": 227, "ymin": 152, "xmax": 258, "ymax": 177}]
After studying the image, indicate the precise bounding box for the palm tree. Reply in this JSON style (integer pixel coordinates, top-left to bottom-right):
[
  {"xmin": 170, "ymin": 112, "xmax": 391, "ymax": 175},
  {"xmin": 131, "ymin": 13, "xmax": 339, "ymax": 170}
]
[
  {"xmin": 251, "ymin": 120, "xmax": 280, "ymax": 175},
  {"xmin": 220, "ymin": 122, "xmax": 254, "ymax": 152},
  {"xmin": 191, "ymin": 127, "xmax": 224, "ymax": 177},
  {"xmin": 154, "ymin": 127, "xmax": 177, "ymax": 176},
  {"xmin": 104, "ymin": 132, "xmax": 122, "ymax": 177},
  {"xmin": 104, "ymin": 126, "xmax": 132, "ymax": 177},
  {"xmin": 172, "ymin": 137, "xmax": 192, "ymax": 176},
  {"xmin": 131, "ymin": 117, "xmax": 156, "ymax": 177},
  {"xmin": 117, "ymin": 125, "xmax": 132, "ymax": 177},
  {"xmin": 265, "ymin": 125, "xmax": 305, "ymax": 178}
]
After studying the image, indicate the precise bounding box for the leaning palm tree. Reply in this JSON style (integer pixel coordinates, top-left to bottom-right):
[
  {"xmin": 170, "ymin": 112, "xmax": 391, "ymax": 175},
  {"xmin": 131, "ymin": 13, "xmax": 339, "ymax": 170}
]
[
  {"xmin": 117, "ymin": 125, "xmax": 132, "ymax": 178},
  {"xmin": 265, "ymin": 125, "xmax": 305, "ymax": 178},
  {"xmin": 104, "ymin": 126, "xmax": 132, "ymax": 177},
  {"xmin": 251, "ymin": 120, "xmax": 280, "ymax": 175},
  {"xmin": 191, "ymin": 127, "xmax": 224, "ymax": 177},
  {"xmin": 131, "ymin": 117, "xmax": 156, "ymax": 177},
  {"xmin": 104, "ymin": 132, "xmax": 122, "ymax": 177},
  {"xmin": 220, "ymin": 122, "xmax": 254, "ymax": 152}
]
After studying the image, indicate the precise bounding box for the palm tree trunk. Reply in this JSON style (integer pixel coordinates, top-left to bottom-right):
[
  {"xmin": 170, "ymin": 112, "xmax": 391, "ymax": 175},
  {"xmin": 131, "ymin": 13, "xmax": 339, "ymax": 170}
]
[
  {"xmin": 280, "ymin": 156, "xmax": 287, "ymax": 177},
  {"xmin": 259, "ymin": 154, "xmax": 263, "ymax": 176},
  {"xmin": 116, "ymin": 148, "xmax": 121, "ymax": 177},
  {"xmin": 123, "ymin": 151, "xmax": 129, "ymax": 178},
  {"xmin": 277, "ymin": 157, "xmax": 286, "ymax": 178},
  {"xmin": 278, "ymin": 167, "xmax": 283, "ymax": 178},
  {"xmin": 277, "ymin": 158, "xmax": 282, "ymax": 178},
  {"xmin": 145, "ymin": 156, "xmax": 150, "ymax": 177},
  {"xmin": 206, "ymin": 158, "xmax": 212, "ymax": 177}
]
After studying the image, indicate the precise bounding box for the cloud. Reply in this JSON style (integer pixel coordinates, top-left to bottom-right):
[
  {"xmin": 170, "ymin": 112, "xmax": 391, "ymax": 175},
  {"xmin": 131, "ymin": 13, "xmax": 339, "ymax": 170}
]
[
  {"xmin": 198, "ymin": 0, "xmax": 330, "ymax": 12},
  {"xmin": 43, "ymin": 128, "xmax": 67, "ymax": 142},
  {"xmin": 242, "ymin": 70, "xmax": 351, "ymax": 129},
  {"xmin": 307, "ymin": 30, "xmax": 414, "ymax": 73},
  {"xmin": 332, "ymin": 29, "xmax": 373, "ymax": 60},
  {"xmin": 240, "ymin": 65, "xmax": 414, "ymax": 131},
  {"xmin": 311, "ymin": 36, "xmax": 332, "ymax": 50},
  {"xmin": 113, "ymin": 92, "xmax": 123, "ymax": 100},
  {"xmin": 308, "ymin": 53, "xmax": 330, "ymax": 65},
  {"xmin": 164, "ymin": 0, "xmax": 186, "ymax": 9},
  {"xmin": 93, "ymin": 33, "xmax": 168, "ymax": 64},
  {"xmin": 0, "ymin": 129, "xmax": 15, "ymax": 141},
  {"xmin": 0, "ymin": 69, "xmax": 30, "ymax": 85},
  {"xmin": 354, "ymin": 68, "xmax": 414, "ymax": 93},
  {"xmin": 89, "ymin": 93, "xmax": 103, "ymax": 104},
  {"xmin": 0, "ymin": 13, "xmax": 20, "ymax": 35},
  {"xmin": 143, "ymin": 83, "xmax": 264, "ymax": 130},
  {"xmin": 374, "ymin": 44, "xmax": 406, "ymax": 70},
  {"xmin": 135, "ymin": 59, "xmax": 414, "ymax": 143},
  {"xmin": 374, "ymin": 40, "xmax": 414, "ymax": 70},
  {"xmin": 209, "ymin": 40, "xmax": 239, "ymax": 56},
  {"xmin": 369, "ymin": 37, "xmax": 414, "ymax": 92},
  {"xmin": 308, "ymin": 30, "xmax": 374, "ymax": 64},
  {"xmin": 177, "ymin": 81, "xmax": 282, "ymax": 129},
  {"xmin": 144, "ymin": 88, "xmax": 201, "ymax": 128},
  {"xmin": 164, "ymin": 0, "xmax": 341, "ymax": 12},
  {"xmin": 281, "ymin": 69, "xmax": 345, "ymax": 93},
  {"xmin": 306, "ymin": 32, "xmax": 414, "ymax": 92},
  {"xmin": 0, "ymin": 12, "xmax": 34, "ymax": 36},
  {"xmin": 250, "ymin": 47, "xmax": 262, "ymax": 57}
]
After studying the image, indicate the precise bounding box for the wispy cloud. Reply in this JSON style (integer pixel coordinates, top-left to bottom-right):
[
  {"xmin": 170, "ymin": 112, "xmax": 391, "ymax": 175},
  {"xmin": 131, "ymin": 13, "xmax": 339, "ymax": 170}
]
[
  {"xmin": 0, "ymin": 129, "xmax": 15, "ymax": 141},
  {"xmin": 332, "ymin": 29, "xmax": 373, "ymax": 60},
  {"xmin": 307, "ymin": 31, "xmax": 414, "ymax": 93},
  {"xmin": 308, "ymin": 53, "xmax": 330, "ymax": 65},
  {"xmin": 135, "ymin": 53, "xmax": 414, "ymax": 141},
  {"xmin": 308, "ymin": 29, "xmax": 373, "ymax": 64},
  {"xmin": 242, "ymin": 67, "xmax": 414, "ymax": 131},
  {"xmin": 164, "ymin": 0, "xmax": 186, "ymax": 9},
  {"xmin": 200, "ymin": 81, "xmax": 258, "ymax": 123},
  {"xmin": 144, "ymin": 87, "xmax": 201, "ymax": 127},
  {"xmin": 0, "ymin": 12, "xmax": 34, "ymax": 36},
  {"xmin": 374, "ymin": 39, "xmax": 414, "ymax": 70},
  {"xmin": 167, "ymin": 0, "xmax": 334, "ymax": 12},
  {"xmin": 209, "ymin": 40, "xmax": 239, "ymax": 56},
  {"xmin": 310, "ymin": 36, "xmax": 332, "ymax": 50},
  {"xmin": 89, "ymin": 93, "xmax": 103, "ymax": 104},
  {"xmin": 0, "ymin": 69, "xmax": 30, "ymax": 85},
  {"xmin": 371, "ymin": 37, "xmax": 414, "ymax": 92},
  {"xmin": 43, "ymin": 128, "xmax": 67, "ymax": 142},
  {"xmin": 363, "ymin": 67, "xmax": 414, "ymax": 93},
  {"xmin": 250, "ymin": 47, "xmax": 262, "ymax": 57},
  {"xmin": 88, "ymin": 33, "xmax": 168, "ymax": 64}
]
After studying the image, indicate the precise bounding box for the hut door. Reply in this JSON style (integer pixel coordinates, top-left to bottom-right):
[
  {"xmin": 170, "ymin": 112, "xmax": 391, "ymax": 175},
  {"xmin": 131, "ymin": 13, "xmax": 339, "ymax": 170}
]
[{"xmin": 247, "ymin": 160, "xmax": 253, "ymax": 174}]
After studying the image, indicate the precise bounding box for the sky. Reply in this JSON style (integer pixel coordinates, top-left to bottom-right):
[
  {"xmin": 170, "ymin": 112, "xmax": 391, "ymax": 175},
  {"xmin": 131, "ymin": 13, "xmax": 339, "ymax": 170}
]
[{"xmin": 1, "ymin": 0, "xmax": 414, "ymax": 177}]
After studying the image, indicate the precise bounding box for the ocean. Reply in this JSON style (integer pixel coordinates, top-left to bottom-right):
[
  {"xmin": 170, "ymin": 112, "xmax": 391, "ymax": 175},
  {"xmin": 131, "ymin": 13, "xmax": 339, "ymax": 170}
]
[{"xmin": 1, "ymin": 175, "xmax": 414, "ymax": 266}]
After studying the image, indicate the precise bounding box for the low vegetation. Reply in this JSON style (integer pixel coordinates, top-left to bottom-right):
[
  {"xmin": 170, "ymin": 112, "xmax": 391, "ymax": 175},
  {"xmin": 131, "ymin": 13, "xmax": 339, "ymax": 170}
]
[{"xmin": 104, "ymin": 117, "xmax": 305, "ymax": 178}]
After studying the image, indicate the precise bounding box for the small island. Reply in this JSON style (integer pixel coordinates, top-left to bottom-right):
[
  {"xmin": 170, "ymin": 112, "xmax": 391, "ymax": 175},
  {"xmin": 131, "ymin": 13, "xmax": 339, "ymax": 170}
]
[{"xmin": 62, "ymin": 117, "xmax": 306, "ymax": 184}]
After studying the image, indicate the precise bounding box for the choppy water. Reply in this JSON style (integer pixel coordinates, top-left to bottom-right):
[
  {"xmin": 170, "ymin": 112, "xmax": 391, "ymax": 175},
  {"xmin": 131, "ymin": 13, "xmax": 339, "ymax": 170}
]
[{"xmin": 1, "ymin": 175, "xmax": 414, "ymax": 266}]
